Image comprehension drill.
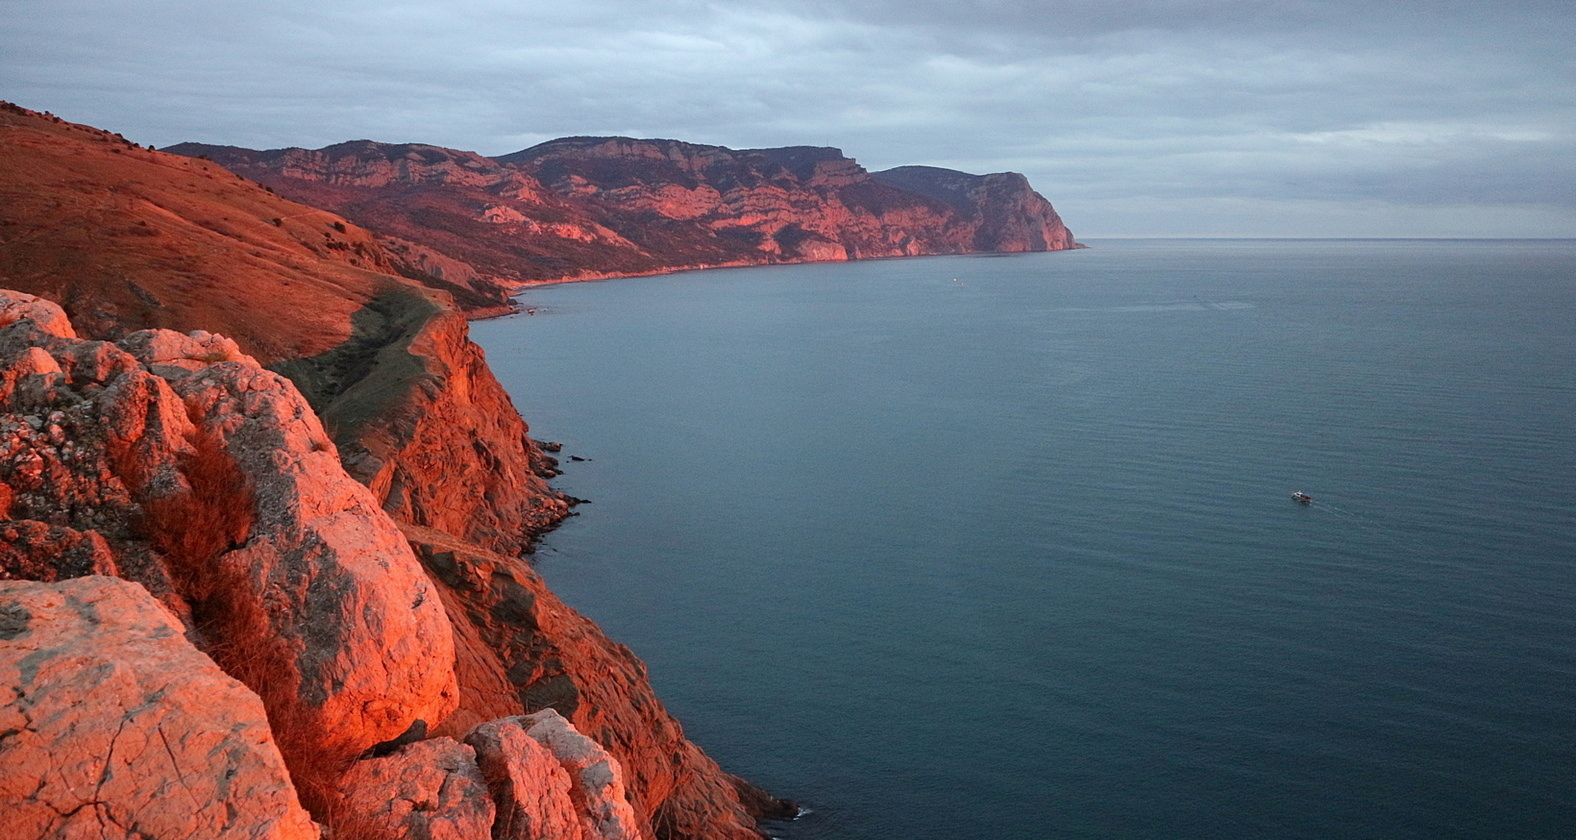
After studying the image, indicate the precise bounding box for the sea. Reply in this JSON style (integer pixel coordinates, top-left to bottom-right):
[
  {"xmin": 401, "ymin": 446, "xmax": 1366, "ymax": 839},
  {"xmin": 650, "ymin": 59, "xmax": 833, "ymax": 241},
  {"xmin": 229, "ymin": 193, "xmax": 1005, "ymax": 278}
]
[{"xmin": 468, "ymin": 239, "xmax": 1576, "ymax": 840}]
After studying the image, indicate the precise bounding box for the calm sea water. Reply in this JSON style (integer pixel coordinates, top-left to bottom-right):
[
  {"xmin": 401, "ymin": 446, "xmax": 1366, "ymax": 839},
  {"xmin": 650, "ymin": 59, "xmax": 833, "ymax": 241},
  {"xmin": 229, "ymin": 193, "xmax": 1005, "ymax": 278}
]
[{"xmin": 469, "ymin": 239, "xmax": 1576, "ymax": 840}]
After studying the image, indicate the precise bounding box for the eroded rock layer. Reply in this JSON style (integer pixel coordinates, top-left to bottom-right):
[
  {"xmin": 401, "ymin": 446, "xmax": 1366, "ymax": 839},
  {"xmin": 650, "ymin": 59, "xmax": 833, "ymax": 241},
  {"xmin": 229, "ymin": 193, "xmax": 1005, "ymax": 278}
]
[{"xmin": 169, "ymin": 134, "xmax": 1079, "ymax": 287}]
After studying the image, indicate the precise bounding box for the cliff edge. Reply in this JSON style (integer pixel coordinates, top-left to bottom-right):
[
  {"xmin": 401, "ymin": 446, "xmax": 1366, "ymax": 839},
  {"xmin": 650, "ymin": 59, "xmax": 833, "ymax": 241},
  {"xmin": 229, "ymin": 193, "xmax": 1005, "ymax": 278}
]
[
  {"xmin": 170, "ymin": 134, "xmax": 1080, "ymax": 287},
  {"xmin": 0, "ymin": 103, "xmax": 788, "ymax": 839}
]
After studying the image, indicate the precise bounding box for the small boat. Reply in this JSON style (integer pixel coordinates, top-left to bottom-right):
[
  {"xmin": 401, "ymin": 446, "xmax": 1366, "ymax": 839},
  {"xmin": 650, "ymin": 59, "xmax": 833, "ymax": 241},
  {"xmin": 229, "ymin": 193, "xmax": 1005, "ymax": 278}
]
[{"xmin": 1291, "ymin": 491, "xmax": 1313, "ymax": 504}]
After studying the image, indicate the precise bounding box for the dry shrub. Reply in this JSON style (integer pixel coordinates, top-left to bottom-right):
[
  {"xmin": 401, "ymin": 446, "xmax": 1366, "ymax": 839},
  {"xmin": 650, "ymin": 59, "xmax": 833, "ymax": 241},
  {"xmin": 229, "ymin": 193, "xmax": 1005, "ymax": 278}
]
[{"xmin": 144, "ymin": 428, "xmax": 252, "ymax": 602}]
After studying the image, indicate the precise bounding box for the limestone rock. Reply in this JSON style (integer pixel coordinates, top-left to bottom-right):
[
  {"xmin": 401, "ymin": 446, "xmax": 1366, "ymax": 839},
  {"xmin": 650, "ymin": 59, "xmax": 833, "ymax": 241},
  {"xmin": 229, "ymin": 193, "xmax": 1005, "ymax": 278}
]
[
  {"xmin": 0, "ymin": 576, "xmax": 320, "ymax": 839},
  {"xmin": 516, "ymin": 709, "xmax": 644, "ymax": 840},
  {"xmin": 338, "ymin": 737, "xmax": 494, "ymax": 840},
  {"xmin": 0, "ymin": 521, "xmax": 118, "ymax": 581},
  {"xmin": 0, "ymin": 304, "xmax": 460, "ymax": 772},
  {"xmin": 149, "ymin": 348, "xmax": 461, "ymax": 761},
  {"xmin": 465, "ymin": 716, "xmax": 588, "ymax": 840},
  {"xmin": 116, "ymin": 327, "xmax": 246, "ymax": 377},
  {"xmin": 0, "ymin": 290, "xmax": 75, "ymax": 339}
]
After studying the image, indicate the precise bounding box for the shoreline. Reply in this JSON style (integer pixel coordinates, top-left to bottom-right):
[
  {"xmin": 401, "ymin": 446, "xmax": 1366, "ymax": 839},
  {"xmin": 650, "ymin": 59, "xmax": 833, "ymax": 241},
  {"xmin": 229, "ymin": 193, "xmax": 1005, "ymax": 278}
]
[{"xmin": 473, "ymin": 245, "xmax": 1091, "ymax": 317}]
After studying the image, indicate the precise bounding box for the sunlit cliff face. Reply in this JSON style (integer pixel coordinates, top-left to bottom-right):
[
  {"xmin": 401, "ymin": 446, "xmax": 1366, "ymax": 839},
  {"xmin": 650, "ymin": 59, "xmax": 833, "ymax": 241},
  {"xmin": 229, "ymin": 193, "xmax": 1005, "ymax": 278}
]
[{"xmin": 169, "ymin": 133, "xmax": 1077, "ymax": 286}]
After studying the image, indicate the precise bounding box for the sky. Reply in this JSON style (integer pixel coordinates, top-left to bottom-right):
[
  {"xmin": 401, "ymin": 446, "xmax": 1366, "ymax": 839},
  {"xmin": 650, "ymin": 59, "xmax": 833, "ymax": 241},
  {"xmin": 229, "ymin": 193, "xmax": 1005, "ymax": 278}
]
[{"xmin": 3, "ymin": 0, "xmax": 1573, "ymax": 237}]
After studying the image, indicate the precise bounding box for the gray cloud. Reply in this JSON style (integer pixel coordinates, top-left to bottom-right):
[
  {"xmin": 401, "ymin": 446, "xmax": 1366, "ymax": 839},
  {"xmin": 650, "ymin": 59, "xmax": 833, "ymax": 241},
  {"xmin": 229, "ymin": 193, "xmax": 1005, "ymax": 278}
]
[{"xmin": 3, "ymin": 0, "xmax": 1572, "ymax": 235}]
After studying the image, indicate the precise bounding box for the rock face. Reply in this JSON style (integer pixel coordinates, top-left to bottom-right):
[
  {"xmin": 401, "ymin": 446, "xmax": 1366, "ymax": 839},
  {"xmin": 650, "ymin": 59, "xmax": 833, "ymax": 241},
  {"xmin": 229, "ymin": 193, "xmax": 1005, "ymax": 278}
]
[
  {"xmin": 0, "ymin": 290, "xmax": 460, "ymax": 792},
  {"xmin": 277, "ymin": 296, "xmax": 568, "ymax": 558},
  {"xmin": 466, "ymin": 716, "xmax": 589, "ymax": 840},
  {"xmin": 338, "ymin": 737, "xmax": 496, "ymax": 840},
  {"xmin": 505, "ymin": 710, "xmax": 644, "ymax": 840},
  {"xmin": 169, "ymin": 134, "xmax": 1079, "ymax": 286},
  {"xmin": 0, "ymin": 575, "xmax": 320, "ymax": 840},
  {"xmin": 871, "ymin": 165, "xmax": 1078, "ymax": 252},
  {"xmin": 1, "ymin": 103, "xmax": 796, "ymax": 840}
]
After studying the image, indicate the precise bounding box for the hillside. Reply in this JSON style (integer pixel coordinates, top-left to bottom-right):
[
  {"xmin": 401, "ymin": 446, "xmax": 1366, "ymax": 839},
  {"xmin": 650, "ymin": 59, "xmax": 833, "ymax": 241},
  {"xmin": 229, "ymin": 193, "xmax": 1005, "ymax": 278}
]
[{"xmin": 168, "ymin": 134, "xmax": 1079, "ymax": 287}]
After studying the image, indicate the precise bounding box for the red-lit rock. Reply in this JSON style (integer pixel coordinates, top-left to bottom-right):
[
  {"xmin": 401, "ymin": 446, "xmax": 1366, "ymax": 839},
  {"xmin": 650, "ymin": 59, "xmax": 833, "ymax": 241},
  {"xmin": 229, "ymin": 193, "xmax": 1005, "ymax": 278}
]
[
  {"xmin": 330, "ymin": 307, "xmax": 568, "ymax": 558},
  {"xmin": 0, "ymin": 291, "xmax": 75, "ymax": 339},
  {"xmin": 0, "ymin": 576, "xmax": 320, "ymax": 840},
  {"xmin": 171, "ymin": 134, "xmax": 1079, "ymax": 288},
  {"xmin": 129, "ymin": 335, "xmax": 461, "ymax": 761},
  {"xmin": 0, "ymin": 302, "xmax": 461, "ymax": 770},
  {"xmin": 338, "ymin": 737, "xmax": 495, "ymax": 840},
  {"xmin": 513, "ymin": 709, "xmax": 645, "ymax": 840},
  {"xmin": 466, "ymin": 715, "xmax": 589, "ymax": 840}
]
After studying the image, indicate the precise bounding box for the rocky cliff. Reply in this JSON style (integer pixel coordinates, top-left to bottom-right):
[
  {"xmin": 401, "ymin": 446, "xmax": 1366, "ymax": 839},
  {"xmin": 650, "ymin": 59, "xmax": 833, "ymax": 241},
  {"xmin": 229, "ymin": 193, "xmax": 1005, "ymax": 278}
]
[
  {"xmin": 0, "ymin": 103, "xmax": 789, "ymax": 839},
  {"xmin": 169, "ymin": 134, "xmax": 1079, "ymax": 288}
]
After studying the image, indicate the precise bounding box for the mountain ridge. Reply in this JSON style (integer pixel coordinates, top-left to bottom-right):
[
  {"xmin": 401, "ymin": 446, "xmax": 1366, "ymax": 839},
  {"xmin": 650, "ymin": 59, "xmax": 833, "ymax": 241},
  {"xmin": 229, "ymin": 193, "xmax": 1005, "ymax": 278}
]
[{"xmin": 167, "ymin": 133, "xmax": 1079, "ymax": 300}]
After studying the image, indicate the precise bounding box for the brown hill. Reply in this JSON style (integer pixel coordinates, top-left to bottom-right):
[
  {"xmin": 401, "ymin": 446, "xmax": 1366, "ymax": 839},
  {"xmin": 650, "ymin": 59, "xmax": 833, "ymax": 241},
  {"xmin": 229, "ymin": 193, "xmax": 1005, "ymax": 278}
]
[
  {"xmin": 168, "ymin": 134, "xmax": 1079, "ymax": 286},
  {"xmin": 0, "ymin": 102, "xmax": 400, "ymax": 362}
]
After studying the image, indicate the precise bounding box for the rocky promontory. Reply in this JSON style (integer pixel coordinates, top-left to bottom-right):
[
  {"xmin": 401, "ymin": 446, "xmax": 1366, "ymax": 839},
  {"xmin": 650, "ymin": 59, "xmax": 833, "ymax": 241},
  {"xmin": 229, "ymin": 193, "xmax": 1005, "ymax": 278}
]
[{"xmin": 168, "ymin": 134, "xmax": 1079, "ymax": 292}]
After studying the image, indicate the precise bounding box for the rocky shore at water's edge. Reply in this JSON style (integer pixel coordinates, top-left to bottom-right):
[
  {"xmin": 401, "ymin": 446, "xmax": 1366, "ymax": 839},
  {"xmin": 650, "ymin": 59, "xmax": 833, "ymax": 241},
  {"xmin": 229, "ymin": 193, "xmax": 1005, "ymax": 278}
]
[{"xmin": 0, "ymin": 99, "xmax": 1079, "ymax": 838}]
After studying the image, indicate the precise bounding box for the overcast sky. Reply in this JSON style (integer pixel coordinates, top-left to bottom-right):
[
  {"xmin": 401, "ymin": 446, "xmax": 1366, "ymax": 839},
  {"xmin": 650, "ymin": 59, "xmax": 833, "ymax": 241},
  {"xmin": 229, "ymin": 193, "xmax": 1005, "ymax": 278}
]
[{"xmin": 4, "ymin": 0, "xmax": 1573, "ymax": 236}]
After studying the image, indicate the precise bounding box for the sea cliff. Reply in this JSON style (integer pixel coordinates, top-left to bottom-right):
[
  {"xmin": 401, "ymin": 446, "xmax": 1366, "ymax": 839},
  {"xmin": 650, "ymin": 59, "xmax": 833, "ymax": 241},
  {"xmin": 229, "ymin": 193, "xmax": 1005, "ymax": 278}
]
[
  {"xmin": 1, "ymin": 100, "xmax": 1079, "ymax": 838},
  {"xmin": 167, "ymin": 134, "xmax": 1079, "ymax": 297},
  {"xmin": 0, "ymin": 103, "xmax": 787, "ymax": 838}
]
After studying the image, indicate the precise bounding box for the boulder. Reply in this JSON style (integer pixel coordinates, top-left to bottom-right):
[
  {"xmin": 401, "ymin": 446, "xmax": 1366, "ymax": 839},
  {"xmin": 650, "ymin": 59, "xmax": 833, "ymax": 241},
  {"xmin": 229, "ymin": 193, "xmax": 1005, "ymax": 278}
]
[
  {"xmin": 465, "ymin": 716, "xmax": 588, "ymax": 840},
  {"xmin": 0, "ymin": 305, "xmax": 461, "ymax": 779},
  {"xmin": 337, "ymin": 737, "xmax": 494, "ymax": 840},
  {"xmin": 475, "ymin": 709, "xmax": 644, "ymax": 840},
  {"xmin": 162, "ymin": 357, "xmax": 460, "ymax": 761},
  {"xmin": 0, "ymin": 290, "xmax": 75, "ymax": 339},
  {"xmin": 0, "ymin": 576, "xmax": 320, "ymax": 839}
]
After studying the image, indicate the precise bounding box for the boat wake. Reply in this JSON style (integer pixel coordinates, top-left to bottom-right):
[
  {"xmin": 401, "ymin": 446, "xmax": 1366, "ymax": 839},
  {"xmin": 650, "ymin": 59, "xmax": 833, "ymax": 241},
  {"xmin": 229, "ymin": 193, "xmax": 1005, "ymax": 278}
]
[{"xmin": 1304, "ymin": 498, "xmax": 1427, "ymax": 555}]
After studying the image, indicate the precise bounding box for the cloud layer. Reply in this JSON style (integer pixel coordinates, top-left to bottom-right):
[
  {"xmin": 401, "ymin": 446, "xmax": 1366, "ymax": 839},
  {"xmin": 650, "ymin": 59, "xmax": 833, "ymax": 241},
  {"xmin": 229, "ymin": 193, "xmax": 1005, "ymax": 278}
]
[{"xmin": 4, "ymin": 0, "xmax": 1572, "ymax": 235}]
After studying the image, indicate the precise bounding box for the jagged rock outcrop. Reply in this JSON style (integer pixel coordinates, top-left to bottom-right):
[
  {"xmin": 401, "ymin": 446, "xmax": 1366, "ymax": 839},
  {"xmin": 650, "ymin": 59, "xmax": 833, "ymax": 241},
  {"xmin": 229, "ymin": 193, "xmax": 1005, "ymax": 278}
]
[
  {"xmin": 0, "ymin": 290, "xmax": 459, "ymax": 788},
  {"xmin": 338, "ymin": 737, "xmax": 496, "ymax": 839},
  {"xmin": 466, "ymin": 716, "xmax": 589, "ymax": 840},
  {"xmin": 0, "ymin": 575, "xmax": 320, "ymax": 839},
  {"xmin": 484, "ymin": 710, "xmax": 645, "ymax": 840},
  {"xmin": 170, "ymin": 134, "xmax": 1079, "ymax": 287},
  {"xmin": 871, "ymin": 165, "xmax": 1078, "ymax": 251}
]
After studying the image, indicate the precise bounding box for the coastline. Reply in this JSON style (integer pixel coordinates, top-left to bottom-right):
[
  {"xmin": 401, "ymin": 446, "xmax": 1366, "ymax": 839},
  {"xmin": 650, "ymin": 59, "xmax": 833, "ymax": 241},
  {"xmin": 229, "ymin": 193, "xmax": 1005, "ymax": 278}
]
[{"xmin": 496, "ymin": 244, "xmax": 1090, "ymax": 298}]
